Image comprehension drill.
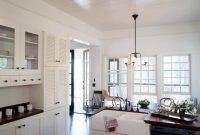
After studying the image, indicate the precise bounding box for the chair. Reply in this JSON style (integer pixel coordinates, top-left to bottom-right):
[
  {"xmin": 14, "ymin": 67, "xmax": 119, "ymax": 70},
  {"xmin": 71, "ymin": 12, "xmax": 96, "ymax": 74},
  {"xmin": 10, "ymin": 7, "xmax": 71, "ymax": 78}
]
[{"xmin": 86, "ymin": 90, "xmax": 104, "ymax": 115}]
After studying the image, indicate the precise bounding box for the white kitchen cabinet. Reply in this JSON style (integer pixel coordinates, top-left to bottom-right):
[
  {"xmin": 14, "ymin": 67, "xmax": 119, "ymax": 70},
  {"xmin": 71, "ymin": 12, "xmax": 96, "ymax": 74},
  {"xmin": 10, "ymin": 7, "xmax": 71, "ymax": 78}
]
[
  {"xmin": 0, "ymin": 114, "xmax": 42, "ymax": 135},
  {"xmin": 44, "ymin": 32, "xmax": 68, "ymax": 67},
  {"xmin": 43, "ymin": 107, "xmax": 67, "ymax": 135},
  {"xmin": 0, "ymin": 19, "xmax": 20, "ymax": 76},
  {"xmin": 44, "ymin": 67, "xmax": 67, "ymax": 111},
  {"xmin": 20, "ymin": 26, "xmax": 42, "ymax": 75},
  {"xmin": 0, "ymin": 20, "xmax": 42, "ymax": 87}
]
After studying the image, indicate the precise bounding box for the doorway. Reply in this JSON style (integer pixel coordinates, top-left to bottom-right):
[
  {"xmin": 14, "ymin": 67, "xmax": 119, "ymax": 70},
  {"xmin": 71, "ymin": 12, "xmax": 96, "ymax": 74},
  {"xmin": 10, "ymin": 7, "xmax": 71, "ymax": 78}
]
[{"xmin": 69, "ymin": 40, "xmax": 90, "ymax": 114}]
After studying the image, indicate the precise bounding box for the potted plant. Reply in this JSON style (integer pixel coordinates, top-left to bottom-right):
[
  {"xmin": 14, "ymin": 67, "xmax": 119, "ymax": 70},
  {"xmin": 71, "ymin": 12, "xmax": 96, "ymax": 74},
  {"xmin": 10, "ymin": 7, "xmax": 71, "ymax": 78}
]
[
  {"xmin": 171, "ymin": 100, "xmax": 197, "ymax": 119},
  {"xmin": 138, "ymin": 99, "xmax": 150, "ymax": 108}
]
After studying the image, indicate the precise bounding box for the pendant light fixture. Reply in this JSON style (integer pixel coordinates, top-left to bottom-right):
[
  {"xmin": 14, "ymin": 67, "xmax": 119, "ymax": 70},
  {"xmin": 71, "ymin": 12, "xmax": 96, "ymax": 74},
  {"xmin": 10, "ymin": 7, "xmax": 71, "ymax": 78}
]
[{"xmin": 125, "ymin": 14, "xmax": 147, "ymax": 67}]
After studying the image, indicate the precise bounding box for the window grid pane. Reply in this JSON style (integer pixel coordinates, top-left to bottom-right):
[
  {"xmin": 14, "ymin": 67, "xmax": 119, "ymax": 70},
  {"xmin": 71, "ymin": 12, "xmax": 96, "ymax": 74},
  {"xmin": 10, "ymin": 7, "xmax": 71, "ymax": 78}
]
[
  {"xmin": 133, "ymin": 57, "xmax": 157, "ymax": 101},
  {"xmin": 163, "ymin": 55, "xmax": 190, "ymax": 96},
  {"xmin": 107, "ymin": 58, "xmax": 127, "ymax": 98}
]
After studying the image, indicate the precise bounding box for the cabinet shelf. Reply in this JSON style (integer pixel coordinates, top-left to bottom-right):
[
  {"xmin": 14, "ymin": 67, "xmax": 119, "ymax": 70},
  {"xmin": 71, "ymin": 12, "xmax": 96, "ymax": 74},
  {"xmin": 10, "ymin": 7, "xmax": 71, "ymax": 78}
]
[
  {"xmin": 25, "ymin": 41, "xmax": 38, "ymax": 45},
  {"xmin": 25, "ymin": 57, "xmax": 38, "ymax": 60},
  {"xmin": 0, "ymin": 55, "xmax": 14, "ymax": 58},
  {"xmin": 0, "ymin": 35, "xmax": 14, "ymax": 41}
]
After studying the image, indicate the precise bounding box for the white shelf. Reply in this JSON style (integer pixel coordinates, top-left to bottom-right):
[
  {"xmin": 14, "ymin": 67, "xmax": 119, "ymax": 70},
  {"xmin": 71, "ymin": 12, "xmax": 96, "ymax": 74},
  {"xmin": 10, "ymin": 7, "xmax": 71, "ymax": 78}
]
[
  {"xmin": 25, "ymin": 41, "xmax": 38, "ymax": 45},
  {"xmin": 0, "ymin": 35, "xmax": 14, "ymax": 41},
  {"xmin": 0, "ymin": 55, "xmax": 14, "ymax": 58}
]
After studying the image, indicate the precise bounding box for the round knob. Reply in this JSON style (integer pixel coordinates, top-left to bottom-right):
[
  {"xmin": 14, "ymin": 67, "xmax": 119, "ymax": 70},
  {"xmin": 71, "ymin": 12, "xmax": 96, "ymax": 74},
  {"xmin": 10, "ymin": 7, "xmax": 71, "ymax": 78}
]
[
  {"xmin": 38, "ymin": 79, "xmax": 41, "ymax": 81},
  {"xmin": 21, "ymin": 67, "xmax": 25, "ymax": 69},
  {"xmin": 18, "ymin": 126, "xmax": 21, "ymax": 128},
  {"xmin": 23, "ymin": 79, "xmax": 26, "ymax": 82},
  {"xmin": 22, "ymin": 124, "xmax": 26, "ymax": 127},
  {"xmin": 16, "ymin": 67, "xmax": 19, "ymax": 69},
  {"xmin": 14, "ymin": 80, "xmax": 18, "ymax": 82},
  {"xmin": 31, "ymin": 79, "xmax": 34, "ymax": 81},
  {"xmin": 4, "ymin": 80, "xmax": 8, "ymax": 83}
]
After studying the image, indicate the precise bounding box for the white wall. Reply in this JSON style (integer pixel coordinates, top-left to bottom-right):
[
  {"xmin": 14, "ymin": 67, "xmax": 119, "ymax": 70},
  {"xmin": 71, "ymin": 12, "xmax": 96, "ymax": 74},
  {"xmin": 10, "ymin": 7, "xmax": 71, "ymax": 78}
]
[
  {"xmin": 0, "ymin": 0, "xmax": 102, "ymax": 107},
  {"xmin": 0, "ymin": 86, "xmax": 30, "ymax": 107},
  {"xmin": 102, "ymin": 22, "xmax": 200, "ymax": 107}
]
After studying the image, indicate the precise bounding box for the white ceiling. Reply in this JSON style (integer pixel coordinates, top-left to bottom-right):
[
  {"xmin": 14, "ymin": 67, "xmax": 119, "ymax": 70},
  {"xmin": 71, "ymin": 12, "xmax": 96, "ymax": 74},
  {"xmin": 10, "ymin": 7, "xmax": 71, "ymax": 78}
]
[{"xmin": 43, "ymin": 0, "xmax": 200, "ymax": 31}]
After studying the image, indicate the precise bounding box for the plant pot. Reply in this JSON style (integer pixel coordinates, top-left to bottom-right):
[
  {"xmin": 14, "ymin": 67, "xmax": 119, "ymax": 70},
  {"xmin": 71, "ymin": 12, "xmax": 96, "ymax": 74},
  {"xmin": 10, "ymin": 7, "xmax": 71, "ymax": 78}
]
[
  {"xmin": 139, "ymin": 104, "xmax": 149, "ymax": 108},
  {"xmin": 179, "ymin": 108, "xmax": 186, "ymax": 119}
]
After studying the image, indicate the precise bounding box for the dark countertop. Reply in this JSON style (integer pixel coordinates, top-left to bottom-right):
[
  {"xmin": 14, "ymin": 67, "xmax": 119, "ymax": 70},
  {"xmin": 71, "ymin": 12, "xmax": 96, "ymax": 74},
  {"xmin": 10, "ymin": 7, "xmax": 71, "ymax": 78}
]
[
  {"xmin": 144, "ymin": 113, "xmax": 200, "ymax": 131},
  {"xmin": 0, "ymin": 109, "xmax": 43, "ymax": 125}
]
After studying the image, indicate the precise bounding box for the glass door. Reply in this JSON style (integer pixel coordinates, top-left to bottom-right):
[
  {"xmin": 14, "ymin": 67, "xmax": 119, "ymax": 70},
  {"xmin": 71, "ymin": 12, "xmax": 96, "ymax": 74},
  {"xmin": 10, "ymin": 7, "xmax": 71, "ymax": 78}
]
[
  {"xmin": 0, "ymin": 25, "xmax": 15, "ymax": 70},
  {"xmin": 83, "ymin": 49, "xmax": 90, "ymax": 111},
  {"xmin": 24, "ymin": 32, "xmax": 39, "ymax": 70}
]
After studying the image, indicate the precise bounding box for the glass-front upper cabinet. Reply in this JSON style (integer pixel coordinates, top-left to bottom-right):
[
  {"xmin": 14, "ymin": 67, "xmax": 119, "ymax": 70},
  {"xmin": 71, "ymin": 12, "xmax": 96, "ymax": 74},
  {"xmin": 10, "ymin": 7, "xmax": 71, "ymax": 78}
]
[
  {"xmin": 20, "ymin": 27, "xmax": 41, "ymax": 75},
  {"xmin": 0, "ymin": 20, "xmax": 20, "ymax": 75}
]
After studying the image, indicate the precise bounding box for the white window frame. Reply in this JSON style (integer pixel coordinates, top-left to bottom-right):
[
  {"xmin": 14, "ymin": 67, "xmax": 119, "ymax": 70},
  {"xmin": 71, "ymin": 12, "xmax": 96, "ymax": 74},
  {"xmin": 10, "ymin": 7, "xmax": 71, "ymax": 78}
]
[
  {"xmin": 161, "ymin": 54, "xmax": 191, "ymax": 98},
  {"xmin": 106, "ymin": 58, "xmax": 128, "ymax": 99},
  {"xmin": 132, "ymin": 56, "xmax": 158, "ymax": 103}
]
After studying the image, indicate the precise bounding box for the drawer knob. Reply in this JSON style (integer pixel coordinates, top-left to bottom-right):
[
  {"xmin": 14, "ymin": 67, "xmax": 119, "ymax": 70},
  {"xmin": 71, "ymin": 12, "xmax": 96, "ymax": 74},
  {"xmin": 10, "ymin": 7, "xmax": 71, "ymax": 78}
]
[
  {"xmin": 31, "ymin": 79, "xmax": 34, "ymax": 81},
  {"xmin": 55, "ymin": 113, "xmax": 60, "ymax": 115},
  {"xmin": 23, "ymin": 79, "xmax": 26, "ymax": 81},
  {"xmin": 55, "ymin": 102, "xmax": 60, "ymax": 104},
  {"xmin": 16, "ymin": 67, "xmax": 19, "ymax": 69},
  {"xmin": 4, "ymin": 80, "xmax": 8, "ymax": 83},
  {"xmin": 14, "ymin": 80, "xmax": 18, "ymax": 82},
  {"xmin": 18, "ymin": 126, "xmax": 21, "ymax": 129},
  {"xmin": 22, "ymin": 124, "xmax": 26, "ymax": 127},
  {"xmin": 38, "ymin": 78, "xmax": 41, "ymax": 81},
  {"xmin": 21, "ymin": 67, "xmax": 25, "ymax": 69}
]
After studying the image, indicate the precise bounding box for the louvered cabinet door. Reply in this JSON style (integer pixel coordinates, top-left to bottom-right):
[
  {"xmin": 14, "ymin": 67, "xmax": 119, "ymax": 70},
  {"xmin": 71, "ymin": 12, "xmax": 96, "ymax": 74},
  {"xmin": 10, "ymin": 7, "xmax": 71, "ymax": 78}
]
[
  {"xmin": 44, "ymin": 67, "xmax": 56, "ymax": 111},
  {"xmin": 44, "ymin": 33, "xmax": 56, "ymax": 66},
  {"xmin": 56, "ymin": 38, "xmax": 67, "ymax": 66},
  {"xmin": 55, "ymin": 67, "xmax": 67, "ymax": 107}
]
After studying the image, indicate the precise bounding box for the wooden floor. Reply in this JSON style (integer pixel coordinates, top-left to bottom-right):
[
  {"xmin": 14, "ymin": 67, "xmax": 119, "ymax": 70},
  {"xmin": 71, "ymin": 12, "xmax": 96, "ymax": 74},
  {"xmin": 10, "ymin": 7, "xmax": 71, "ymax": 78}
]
[{"xmin": 69, "ymin": 113, "xmax": 90, "ymax": 135}]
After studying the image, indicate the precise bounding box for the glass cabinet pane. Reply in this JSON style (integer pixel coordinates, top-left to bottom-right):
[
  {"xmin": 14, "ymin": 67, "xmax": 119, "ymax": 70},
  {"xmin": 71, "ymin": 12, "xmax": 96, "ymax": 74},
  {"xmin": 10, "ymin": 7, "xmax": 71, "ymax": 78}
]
[
  {"xmin": 24, "ymin": 32, "xmax": 39, "ymax": 69},
  {"xmin": 0, "ymin": 25, "xmax": 15, "ymax": 69}
]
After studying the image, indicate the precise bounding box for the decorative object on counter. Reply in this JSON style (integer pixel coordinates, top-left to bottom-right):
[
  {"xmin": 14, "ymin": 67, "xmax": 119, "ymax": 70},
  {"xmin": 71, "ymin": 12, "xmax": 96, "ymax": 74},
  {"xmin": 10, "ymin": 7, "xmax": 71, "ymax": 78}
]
[
  {"xmin": 138, "ymin": 99, "xmax": 150, "ymax": 108},
  {"xmin": 102, "ymin": 89, "xmax": 109, "ymax": 97},
  {"xmin": 104, "ymin": 116, "xmax": 118, "ymax": 132},
  {"xmin": 151, "ymin": 111, "xmax": 198, "ymax": 122},
  {"xmin": 27, "ymin": 104, "xmax": 33, "ymax": 112},
  {"xmin": 5, "ymin": 109, "xmax": 13, "ymax": 118},
  {"xmin": 171, "ymin": 100, "xmax": 197, "ymax": 119},
  {"xmin": 18, "ymin": 106, "xmax": 25, "ymax": 114}
]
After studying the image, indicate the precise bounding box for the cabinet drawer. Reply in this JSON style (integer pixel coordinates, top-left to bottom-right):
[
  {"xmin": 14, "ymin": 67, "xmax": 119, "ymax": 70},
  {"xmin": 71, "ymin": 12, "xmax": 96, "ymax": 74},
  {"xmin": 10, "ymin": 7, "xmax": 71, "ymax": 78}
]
[
  {"xmin": 0, "ymin": 76, "xmax": 11, "ymax": 87},
  {"xmin": 29, "ymin": 75, "xmax": 42, "ymax": 85},
  {"xmin": 10, "ymin": 76, "xmax": 20, "ymax": 86},
  {"xmin": 20, "ymin": 76, "xmax": 30, "ymax": 85}
]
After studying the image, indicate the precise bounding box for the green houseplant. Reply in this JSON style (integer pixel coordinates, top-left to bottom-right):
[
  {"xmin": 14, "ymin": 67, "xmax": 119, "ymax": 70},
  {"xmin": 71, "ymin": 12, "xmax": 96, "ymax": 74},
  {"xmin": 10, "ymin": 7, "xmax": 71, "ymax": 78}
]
[{"xmin": 138, "ymin": 99, "xmax": 150, "ymax": 108}]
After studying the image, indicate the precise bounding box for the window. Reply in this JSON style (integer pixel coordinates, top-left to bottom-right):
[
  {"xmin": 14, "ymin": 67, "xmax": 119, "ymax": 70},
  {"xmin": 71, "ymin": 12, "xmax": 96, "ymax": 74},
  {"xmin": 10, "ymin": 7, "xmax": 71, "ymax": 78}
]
[
  {"xmin": 107, "ymin": 58, "xmax": 127, "ymax": 99},
  {"xmin": 163, "ymin": 55, "xmax": 190, "ymax": 101},
  {"xmin": 132, "ymin": 57, "xmax": 157, "ymax": 103}
]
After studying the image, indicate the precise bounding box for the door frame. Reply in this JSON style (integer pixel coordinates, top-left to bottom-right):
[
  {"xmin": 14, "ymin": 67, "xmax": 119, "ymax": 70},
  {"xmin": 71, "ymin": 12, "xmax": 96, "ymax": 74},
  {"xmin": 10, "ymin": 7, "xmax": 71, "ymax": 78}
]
[
  {"xmin": 69, "ymin": 50, "xmax": 74, "ymax": 113},
  {"xmin": 83, "ymin": 49, "xmax": 90, "ymax": 111}
]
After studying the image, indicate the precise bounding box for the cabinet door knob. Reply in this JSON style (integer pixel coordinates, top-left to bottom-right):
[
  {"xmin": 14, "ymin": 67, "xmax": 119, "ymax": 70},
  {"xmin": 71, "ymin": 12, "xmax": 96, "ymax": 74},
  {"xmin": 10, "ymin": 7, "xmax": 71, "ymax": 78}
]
[
  {"xmin": 22, "ymin": 124, "xmax": 26, "ymax": 127},
  {"xmin": 38, "ymin": 78, "xmax": 41, "ymax": 81},
  {"xmin": 30, "ymin": 79, "xmax": 34, "ymax": 81},
  {"xmin": 55, "ymin": 102, "xmax": 60, "ymax": 104},
  {"xmin": 16, "ymin": 67, "xmax": 19, "ymax": 69},
  {"xmin": 18, "ymin": 126, "xmax": 21, "ymax": 128},
  {"xmin": 23, "ymin": 79, "xmax": 26, "ymax": 82},
  {"xmin": 4, "ymin": 80, "xmax": 8, "ymax": 83},
  {"xmin": 14, "ymin": 80, "xmax": 18, "ymax": 82},
  {"xmin": 21, "ymin": 67, "xmax": 25, "ymax": 69},
  {"xmin": 55, "ymin": 113, "xmax": 60, "ymax": 116}
]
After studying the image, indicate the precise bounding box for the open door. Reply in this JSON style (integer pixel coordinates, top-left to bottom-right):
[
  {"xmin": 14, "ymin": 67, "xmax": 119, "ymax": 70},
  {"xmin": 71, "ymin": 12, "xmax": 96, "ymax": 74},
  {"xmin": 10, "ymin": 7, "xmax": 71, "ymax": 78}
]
[{"xmin": 83, "ymin": 49, "xmax": 90, "ymax": 111}]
